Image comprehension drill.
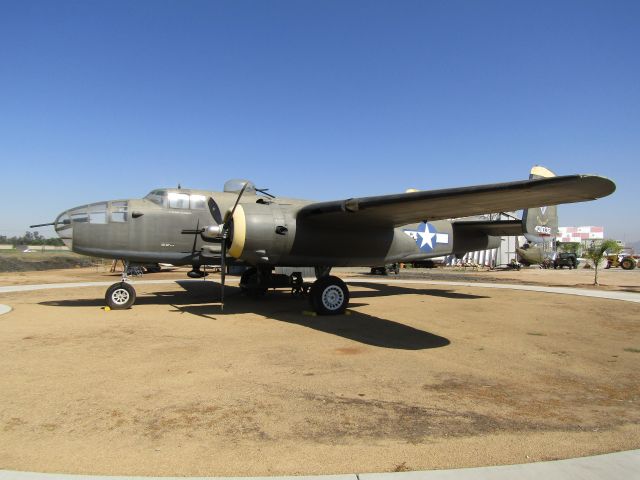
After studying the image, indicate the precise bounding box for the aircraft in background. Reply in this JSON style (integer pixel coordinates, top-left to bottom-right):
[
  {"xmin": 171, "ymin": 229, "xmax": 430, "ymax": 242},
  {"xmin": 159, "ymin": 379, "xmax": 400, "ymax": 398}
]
[{"xmin": 31, "ymin": 166, "xmax": 615, "ymax": 314}]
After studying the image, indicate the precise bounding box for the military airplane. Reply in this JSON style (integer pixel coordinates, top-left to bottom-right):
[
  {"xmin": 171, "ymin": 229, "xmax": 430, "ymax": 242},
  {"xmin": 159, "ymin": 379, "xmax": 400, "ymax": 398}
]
[{"xmin": 31, "ymin": 166, "xmax": 615, "ymax": 314}]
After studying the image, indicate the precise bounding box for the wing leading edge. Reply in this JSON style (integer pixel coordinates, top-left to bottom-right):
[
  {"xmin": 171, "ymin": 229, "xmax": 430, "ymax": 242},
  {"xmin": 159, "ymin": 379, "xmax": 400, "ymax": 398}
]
[{"xmin": 297, "ymin": 175, "xmax": 615, "ymax": 228}]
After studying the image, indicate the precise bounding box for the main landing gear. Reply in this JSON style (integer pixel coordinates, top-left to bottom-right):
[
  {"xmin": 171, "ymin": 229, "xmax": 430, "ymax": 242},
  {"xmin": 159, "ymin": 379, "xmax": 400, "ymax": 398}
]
[{"xmin": 238, "ymin": 267, "xmax": 349, "ymax": 315}]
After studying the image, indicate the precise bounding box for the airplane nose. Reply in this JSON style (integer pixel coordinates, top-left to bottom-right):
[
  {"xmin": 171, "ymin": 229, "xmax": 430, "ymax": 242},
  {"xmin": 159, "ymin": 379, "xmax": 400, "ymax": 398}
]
[{"xmin": 54, "ymin": 210, "xmax": 73, "ymax": 248}]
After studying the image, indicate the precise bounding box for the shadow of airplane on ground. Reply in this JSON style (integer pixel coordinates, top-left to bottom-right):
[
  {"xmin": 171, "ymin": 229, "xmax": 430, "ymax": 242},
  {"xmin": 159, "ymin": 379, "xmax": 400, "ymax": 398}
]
[{"xmin": 37, "ymin": 280, "xmax": 490, "ymax": 350}]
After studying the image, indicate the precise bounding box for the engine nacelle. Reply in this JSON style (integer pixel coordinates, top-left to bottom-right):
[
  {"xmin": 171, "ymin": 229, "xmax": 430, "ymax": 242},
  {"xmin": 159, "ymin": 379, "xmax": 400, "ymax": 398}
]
[{"xmin": 228, "ymin": 203, "xmax": 296, "ymax": 264}]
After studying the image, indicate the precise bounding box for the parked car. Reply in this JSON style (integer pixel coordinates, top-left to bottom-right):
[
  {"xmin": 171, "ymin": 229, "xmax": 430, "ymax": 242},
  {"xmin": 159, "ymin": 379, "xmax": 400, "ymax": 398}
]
[
  {"xmin": 370, "ymin": 263, "xmax": 400, "ymax": 275},
  {"xmin": 554, "ymin": 252, "xmax": 579, "ymax": 269}
]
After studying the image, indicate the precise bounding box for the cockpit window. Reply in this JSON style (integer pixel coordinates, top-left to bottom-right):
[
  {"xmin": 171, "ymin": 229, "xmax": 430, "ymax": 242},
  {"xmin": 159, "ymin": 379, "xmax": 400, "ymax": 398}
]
[
  {"xmin": 190, "ymin": 194, "xmax": 207, "ymax": 209},
  {"xmin": 168, "ymin": 192, "xmax": 190, "ymax": 209},
  {"xmin": 111, "ymin": 201, "xmax": 128, "ymax": 222},
  {"xmin": 145, "ymin": 190, "xmax": 207, "ymax": 210},
  {"xmin": 145, "ymin": 190, "xmax": 167, "ymax": 206}
]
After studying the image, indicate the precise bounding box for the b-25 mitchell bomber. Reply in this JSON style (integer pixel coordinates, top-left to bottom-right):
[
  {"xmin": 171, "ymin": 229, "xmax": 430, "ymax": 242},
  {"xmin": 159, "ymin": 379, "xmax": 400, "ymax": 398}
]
[{"xmin": 31, "ymin": 166, "xmax": 615, "ymax": 314}]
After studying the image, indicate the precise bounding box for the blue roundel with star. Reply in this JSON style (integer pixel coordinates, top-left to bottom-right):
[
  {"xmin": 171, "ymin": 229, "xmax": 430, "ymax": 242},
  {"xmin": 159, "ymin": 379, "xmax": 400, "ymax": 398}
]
[{"xmin": 403, "ymin": 222, "xmax": 450, "ymax": 253}]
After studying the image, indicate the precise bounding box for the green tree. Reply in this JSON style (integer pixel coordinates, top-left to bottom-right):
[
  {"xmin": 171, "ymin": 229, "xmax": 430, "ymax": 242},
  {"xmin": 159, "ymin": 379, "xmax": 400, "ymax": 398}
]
[
  {"xmin": 583, "ymin": 239, "xmax": 621, "ymax": 286},
  {"xmin": 557, "ymin": 241, "xmax": 581, "ymax": 255}
]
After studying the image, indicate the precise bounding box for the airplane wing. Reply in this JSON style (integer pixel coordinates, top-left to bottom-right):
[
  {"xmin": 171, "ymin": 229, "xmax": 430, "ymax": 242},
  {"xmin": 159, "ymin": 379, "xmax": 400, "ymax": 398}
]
[{"xmin": 297, "ymin": 175, "xmax": 615, "ymax": 228}]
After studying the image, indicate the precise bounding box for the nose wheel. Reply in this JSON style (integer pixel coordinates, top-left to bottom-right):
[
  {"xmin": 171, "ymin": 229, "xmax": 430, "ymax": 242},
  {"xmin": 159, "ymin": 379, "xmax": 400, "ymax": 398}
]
[{"xmin": 105, "ymin": 282, "xmax": 136, "ymax": 309}]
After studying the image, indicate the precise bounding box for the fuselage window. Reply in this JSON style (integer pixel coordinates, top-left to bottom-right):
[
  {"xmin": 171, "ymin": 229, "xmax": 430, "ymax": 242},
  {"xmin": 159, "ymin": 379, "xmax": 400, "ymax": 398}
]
[
  {"xmin": 111, "ymin": 201, "xmax": 128, "ymax": 222},
  {"xmin": 168, "ymin": 192, "xmax": 189, "ymax": 209},
  {"xmin": 190, "ymin": 194, "xmax": 207, "ymax": 209},
  {"xmin": 88, "ymin": 203, "xmax": 107, "ymax": 224}
]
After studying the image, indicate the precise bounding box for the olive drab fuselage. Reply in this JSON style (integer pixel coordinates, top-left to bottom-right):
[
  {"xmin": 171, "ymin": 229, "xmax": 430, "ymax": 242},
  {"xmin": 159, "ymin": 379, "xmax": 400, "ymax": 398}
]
[{"xmin": 54, "ymin": 187, "xmax": 476, "ymax": 268}]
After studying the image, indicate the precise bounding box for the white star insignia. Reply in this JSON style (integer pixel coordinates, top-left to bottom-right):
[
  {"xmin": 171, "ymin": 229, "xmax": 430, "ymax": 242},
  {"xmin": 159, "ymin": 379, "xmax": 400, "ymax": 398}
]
[{"xmin": 418, "ymin": 228, "xmax": 435, "ymax": 249}]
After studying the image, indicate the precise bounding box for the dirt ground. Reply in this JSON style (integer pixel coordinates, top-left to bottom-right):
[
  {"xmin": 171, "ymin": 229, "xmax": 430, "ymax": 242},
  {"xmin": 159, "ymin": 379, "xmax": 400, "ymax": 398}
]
[
  {"xmin": 0, "ymin": 251, "xmax": 94, "ymax": 273},
  {"xmin": 0, "ymin": 266, "xmax": 639, "ymax": 476}
]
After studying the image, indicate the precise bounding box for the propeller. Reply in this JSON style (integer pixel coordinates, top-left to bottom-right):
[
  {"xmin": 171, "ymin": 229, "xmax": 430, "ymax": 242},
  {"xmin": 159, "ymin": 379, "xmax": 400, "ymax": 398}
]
[
  {"xmin": 179, "ymin": 183, "xmax": 248, "ymax": 310},
  {"xmin": 218, "ymin": 182, "xmax": 249, "ymax": 311}
]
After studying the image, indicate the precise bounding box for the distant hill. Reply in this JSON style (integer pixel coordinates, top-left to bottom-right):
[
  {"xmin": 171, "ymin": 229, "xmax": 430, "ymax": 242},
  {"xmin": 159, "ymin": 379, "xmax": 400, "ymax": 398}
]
[{"xmin": 629, "ymin": 240, "xmax": 640, "ymax": 252}]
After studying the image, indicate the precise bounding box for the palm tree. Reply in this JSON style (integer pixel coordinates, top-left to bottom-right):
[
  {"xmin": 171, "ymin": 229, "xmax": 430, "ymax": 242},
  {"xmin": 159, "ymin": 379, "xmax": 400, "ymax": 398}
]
[{"xmin": 583, "ymin": 239, "xmax": 621, "ymax": 286}]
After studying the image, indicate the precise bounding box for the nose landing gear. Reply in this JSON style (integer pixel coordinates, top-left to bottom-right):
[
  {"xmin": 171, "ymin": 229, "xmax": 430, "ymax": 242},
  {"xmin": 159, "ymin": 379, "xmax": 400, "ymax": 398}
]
[
  {"xmin": 105, "ymin": 261, "xmax": 138, "ymax": 309},
  {"xmin": 105, "ymin": 282, "xmax": 136, "ymax": 309}
]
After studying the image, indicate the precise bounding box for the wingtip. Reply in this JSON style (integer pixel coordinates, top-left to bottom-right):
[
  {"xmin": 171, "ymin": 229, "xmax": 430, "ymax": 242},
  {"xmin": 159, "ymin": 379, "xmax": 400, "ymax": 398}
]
[{"xmin": 579, "ymin": 175, "xmax": 617, "ymax": 198}]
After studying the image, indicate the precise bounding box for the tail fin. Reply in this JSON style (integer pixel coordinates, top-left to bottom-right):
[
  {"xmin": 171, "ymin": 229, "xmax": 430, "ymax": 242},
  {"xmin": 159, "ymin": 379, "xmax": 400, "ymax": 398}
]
[{"xmin": 522, "ymin": 166, "xmax": 558, "ymax": 244}]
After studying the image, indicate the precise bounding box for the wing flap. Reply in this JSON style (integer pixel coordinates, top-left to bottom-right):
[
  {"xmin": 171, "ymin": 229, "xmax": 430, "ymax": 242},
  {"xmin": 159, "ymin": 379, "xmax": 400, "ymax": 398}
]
[
  {"xmin": 453, "ymin": 219, "xmax": 524, "ymax": 237},
  {"xmin": 297, "ymin": 175, "xmax": 615, "ymax": 228}
]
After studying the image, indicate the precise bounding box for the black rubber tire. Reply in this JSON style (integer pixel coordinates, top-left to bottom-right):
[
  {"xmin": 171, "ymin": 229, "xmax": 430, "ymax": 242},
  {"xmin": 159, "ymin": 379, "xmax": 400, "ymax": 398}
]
[
  {"xmin": 105, "ymin": 282, "xmax": 136, "ymax": 310},
  {"xmin": 239, "ymin": 267, "xmax": 257, "ymax": 292},
  {"xmin": 144, "ymin": 264, "xmax": 162, "ymax": 274},
  {"xmin": 240, "ymin": 267, "xmax": 267, "ymax": 298},
  {"xmin": 309, "ymin": 275, "xmax": 349, "ymax": 315},
  {"xmin": 621, "ymin": 257, "xmax": 636, "ymax": 270}
]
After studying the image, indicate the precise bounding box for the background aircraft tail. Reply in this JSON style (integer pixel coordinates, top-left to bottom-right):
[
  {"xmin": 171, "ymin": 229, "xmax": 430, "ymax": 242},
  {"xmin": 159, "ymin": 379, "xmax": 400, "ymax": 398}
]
[{"xmin": 521, "ymin": 165, "xmax": 559, "ymax": 244}]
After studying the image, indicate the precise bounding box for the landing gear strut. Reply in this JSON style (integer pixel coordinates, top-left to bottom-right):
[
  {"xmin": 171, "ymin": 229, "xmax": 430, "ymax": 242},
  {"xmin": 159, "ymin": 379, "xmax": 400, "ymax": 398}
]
[
  {"xmin": 187, "ymin": 264, "xmax": 209, "ymax": 278},
  {"xmin": 105, "ymin": 261, "xmax": 137, "ymax": 309}
]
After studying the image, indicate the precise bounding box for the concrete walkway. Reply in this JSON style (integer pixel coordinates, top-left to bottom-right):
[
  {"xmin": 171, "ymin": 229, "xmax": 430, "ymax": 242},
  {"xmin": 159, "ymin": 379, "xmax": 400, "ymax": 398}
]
[
  {"xmin": 1, "ymin": 449, "xmax": 639, "ymax": 479},
  {"xmin": 1, "ymin": 277, "xmax": 639, "ymax": 304},
  {"xmin": 343, "ymin": 278, "xmax": 640, "ymax": 303}
]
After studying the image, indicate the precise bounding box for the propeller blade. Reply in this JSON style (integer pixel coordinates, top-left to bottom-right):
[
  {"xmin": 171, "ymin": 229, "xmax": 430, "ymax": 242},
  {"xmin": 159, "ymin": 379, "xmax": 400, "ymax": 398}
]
[
  {"xmin": 223, "ymin": 182, "xmax": 249, "ymax": 228},
  {"xmin": 181, "ymin": 228, "xmax": 205, "ymax": 235},
  {"xmin": 191, "ymin": 219, "xmax": 200, "ymax": 255},
  {"xmin": 207, "ymin": 197, "xmax": 223, "ymax": 224},
  {"xmin": 220, "ymin": 231, "xmax": 227, "ymax": 311},
  {"xmin": 219, "ymin": 183, "xmax": 248, "ymax": 312}
]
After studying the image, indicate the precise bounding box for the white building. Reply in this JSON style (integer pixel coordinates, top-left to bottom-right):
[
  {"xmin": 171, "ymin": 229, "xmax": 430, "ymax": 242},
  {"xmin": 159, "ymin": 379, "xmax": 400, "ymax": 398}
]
[{"xmin": 556, "ymin": 226, "xmax": 604, "ymax": 243}]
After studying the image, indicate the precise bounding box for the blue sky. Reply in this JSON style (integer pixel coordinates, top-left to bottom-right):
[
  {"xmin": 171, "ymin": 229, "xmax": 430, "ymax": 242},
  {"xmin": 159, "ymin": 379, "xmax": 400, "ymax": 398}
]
[{"xmin": 1, "ymin": 0, "xmax": 639, "ymax": 242}]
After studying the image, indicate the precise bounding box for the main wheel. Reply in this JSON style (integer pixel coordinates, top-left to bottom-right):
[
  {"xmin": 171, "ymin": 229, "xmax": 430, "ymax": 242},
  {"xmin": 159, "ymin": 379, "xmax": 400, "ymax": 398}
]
[
  {"xmin": 105, "ymin": 282, "xmax": 136, "ymax": 309},
  {"xmin": 240, "ymin": 267, "xmax": 267, "ymax": 298},
  {"xmin": 309, "ymin": 275, "xmax": 349, "ymax": 315},
  {"xmin": 144, "ymin": 263, "xmax": 162, "ymax": 274}
]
